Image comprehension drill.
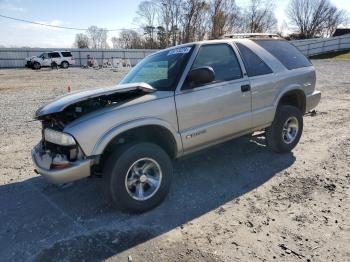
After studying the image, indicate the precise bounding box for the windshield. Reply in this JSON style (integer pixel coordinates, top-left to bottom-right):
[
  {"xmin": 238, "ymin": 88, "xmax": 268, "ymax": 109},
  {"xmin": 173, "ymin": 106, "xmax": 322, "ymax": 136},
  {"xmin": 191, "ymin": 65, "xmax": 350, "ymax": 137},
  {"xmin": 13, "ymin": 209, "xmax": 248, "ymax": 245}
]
[
  {"xmin": 120, "ymin": 46, "xmax": 194, "ymax": 91},
  {"xmin": 38, "ymin": 53, "xmax": 49, "ymax": 59}
]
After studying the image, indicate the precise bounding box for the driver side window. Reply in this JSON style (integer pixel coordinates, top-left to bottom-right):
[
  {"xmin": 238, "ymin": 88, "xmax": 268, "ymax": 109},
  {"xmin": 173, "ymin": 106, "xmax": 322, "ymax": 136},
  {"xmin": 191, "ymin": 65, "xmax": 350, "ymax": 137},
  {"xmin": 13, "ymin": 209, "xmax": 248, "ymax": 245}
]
[
  {"xmin": 41, "ymin": 53, "xmax": 49, "ymax": 59},
  {"xmin": 191, "ymin": 44, "xmax": 242, "ymax": 83}
]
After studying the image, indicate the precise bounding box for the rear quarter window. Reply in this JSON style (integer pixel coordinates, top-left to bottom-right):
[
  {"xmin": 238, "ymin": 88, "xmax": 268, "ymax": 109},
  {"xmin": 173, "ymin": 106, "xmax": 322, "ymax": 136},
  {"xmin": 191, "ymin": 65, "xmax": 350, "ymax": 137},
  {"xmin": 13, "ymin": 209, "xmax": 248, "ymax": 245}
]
[
  {"xmin": 61, "ymin": 52, "xmax": 72, "ymax": 57},
  {"xmin": 236, "ymin": 42, "xmax": 273, "ymax": 77},
  {"xmin": 255, "ymin": 40, "xmax": 311, "ymax": 70}
]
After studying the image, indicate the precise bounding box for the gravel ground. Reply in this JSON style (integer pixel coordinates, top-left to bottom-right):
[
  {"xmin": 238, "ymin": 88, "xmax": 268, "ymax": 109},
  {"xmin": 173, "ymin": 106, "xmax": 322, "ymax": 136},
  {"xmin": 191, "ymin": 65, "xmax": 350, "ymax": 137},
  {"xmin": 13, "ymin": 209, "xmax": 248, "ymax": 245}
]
[{"xmin": 0, "ymin": 61, "xmax": 349, "ymax": 262}]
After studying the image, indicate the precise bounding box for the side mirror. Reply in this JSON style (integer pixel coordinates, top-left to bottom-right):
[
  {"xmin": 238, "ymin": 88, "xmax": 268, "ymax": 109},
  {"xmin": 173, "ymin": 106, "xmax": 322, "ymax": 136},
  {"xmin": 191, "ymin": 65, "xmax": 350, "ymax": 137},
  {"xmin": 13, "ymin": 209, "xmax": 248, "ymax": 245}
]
[{"xmin": 186, "ymin": 66, "xmax": 215, "ymax": 88}]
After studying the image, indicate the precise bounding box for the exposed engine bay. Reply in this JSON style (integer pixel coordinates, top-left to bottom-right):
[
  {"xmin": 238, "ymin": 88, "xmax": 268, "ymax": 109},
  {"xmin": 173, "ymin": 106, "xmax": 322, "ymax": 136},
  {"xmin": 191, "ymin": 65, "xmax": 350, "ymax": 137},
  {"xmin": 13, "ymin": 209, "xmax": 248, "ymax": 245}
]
[{"xmin": 37, "ymin": 89, "xmax": 151, "ymax": 129}]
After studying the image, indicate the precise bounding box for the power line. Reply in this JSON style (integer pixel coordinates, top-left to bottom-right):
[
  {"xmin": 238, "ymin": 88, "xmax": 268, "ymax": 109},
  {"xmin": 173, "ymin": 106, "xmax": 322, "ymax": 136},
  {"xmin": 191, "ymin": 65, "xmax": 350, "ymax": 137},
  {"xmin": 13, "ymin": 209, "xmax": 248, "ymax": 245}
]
[{"xmin": 0, "ymin": 14, "xmax": 138, "ymax": 31}]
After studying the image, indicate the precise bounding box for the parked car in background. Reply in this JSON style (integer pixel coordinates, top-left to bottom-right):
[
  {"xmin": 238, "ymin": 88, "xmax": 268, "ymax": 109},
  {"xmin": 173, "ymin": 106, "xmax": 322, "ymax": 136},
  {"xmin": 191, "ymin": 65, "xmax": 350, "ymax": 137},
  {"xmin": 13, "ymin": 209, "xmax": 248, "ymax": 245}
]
[
  {"xmin": 32, "ymin": 34, "xmax": 321, "ymax": 213},
  {"xmin": 25, "ymin": 51, "xmax": 75, "ymax": 69}
]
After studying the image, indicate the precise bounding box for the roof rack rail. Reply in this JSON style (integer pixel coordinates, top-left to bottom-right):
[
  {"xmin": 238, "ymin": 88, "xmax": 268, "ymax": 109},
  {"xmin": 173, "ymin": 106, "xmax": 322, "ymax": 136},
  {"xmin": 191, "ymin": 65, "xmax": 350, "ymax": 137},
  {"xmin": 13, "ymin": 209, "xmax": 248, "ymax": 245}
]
[{"xmin": 223, "ymin": 33, "xmax": 280, "ymax": 39}]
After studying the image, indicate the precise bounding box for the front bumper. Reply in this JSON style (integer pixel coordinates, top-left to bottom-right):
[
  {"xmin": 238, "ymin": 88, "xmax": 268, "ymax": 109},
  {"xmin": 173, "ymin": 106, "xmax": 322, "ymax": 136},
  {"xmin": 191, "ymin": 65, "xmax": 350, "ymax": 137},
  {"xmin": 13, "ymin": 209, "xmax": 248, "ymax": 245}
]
[
  {"xmin": 306, "ymin": 90, "xmax": 321, "ymax": 112},
  {"xmin": 31, "ymin": 142, "xmax": 92, "ymax": 184},
  {"xmin": 25, "ymin": 61, "xmax": 33, "ymax": 68}
]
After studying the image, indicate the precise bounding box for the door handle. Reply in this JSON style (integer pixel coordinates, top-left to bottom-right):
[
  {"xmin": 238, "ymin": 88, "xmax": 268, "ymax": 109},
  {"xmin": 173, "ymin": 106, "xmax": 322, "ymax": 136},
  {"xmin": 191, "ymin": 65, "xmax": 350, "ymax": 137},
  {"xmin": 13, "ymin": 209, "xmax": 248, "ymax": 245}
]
[{"xmin": 241, "ymin": 84, "xmax": 251, "ymax": 92}]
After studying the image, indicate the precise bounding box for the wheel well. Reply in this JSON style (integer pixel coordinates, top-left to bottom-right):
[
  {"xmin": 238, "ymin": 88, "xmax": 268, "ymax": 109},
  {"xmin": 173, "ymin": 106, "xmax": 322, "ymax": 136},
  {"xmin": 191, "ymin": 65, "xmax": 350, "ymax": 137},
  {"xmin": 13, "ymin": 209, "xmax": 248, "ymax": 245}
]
[
  {"xmin": 278, "ymin": 90, "xmax": 306, "ymax": 114},
  {"xmin": 99, "ymin": 125, "xmax": 177, "ymax": 171}
]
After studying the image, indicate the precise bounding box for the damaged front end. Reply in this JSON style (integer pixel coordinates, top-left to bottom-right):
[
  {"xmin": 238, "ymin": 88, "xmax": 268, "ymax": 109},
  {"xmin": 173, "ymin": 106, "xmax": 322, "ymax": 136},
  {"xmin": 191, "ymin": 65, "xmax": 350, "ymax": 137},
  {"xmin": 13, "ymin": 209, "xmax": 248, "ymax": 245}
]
[
  {"xmin": 32, "ymin": 141, "xmax": 92, "ymax": 184},
  {"xmin": 32, "ymin": 83, "xmax": 156, "ymax": 184},
  {"xmin": 32, "ymin": 118, "xmax": 95, "ymax": 184}
]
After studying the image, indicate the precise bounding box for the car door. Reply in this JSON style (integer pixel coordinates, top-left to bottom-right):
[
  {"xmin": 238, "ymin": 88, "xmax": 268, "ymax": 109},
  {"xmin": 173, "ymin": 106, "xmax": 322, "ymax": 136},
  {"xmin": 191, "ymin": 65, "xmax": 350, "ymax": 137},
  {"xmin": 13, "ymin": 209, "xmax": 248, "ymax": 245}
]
[
  {"xmin": 175, "ymin": 43, "xmax": 252, "ymax": 153},
  {"xmin": 41, "ymin": 53, "xmax": 51, "ymax": 66},
  {"xmin": 49, "ymin": 52, "xmax": 62, "ymax": 65},
  {"xmin": 235, "ymin": 41, "xmax": 278, "ymax": 129}
]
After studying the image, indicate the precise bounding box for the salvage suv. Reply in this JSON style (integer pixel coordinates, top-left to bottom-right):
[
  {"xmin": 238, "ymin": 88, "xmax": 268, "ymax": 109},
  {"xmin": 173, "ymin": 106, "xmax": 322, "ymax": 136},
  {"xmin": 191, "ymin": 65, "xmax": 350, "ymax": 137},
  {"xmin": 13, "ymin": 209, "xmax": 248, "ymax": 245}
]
[
  {"xmin": 26, "ymin": 51, "xmax": 75, "ymax": 69},
  {"xmin": 32, "ymin": 35, "xmax": 321, "ymax": 212}
]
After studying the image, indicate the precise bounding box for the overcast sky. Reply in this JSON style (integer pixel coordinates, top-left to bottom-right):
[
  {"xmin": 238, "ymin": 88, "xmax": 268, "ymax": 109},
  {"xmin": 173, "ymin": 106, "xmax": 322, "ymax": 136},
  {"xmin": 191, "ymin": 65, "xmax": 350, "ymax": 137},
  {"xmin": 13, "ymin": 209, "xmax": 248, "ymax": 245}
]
[{"xmin": 0, "ymin": 0, "xmax": 349, "ymax": 47}]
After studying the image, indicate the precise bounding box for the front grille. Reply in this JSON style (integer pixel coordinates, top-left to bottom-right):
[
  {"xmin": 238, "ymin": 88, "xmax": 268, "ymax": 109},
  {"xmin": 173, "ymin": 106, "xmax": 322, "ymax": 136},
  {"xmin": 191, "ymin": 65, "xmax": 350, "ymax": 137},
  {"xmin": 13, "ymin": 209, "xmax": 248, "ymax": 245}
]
[{"xmin": 43, "ymin": 141, "xmax": 78, "ymax": 161}]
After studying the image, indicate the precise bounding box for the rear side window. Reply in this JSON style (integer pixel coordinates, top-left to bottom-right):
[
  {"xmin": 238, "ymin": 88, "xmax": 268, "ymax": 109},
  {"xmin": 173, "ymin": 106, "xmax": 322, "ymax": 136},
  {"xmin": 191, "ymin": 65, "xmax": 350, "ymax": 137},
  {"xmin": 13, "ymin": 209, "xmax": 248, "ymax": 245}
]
[
  {"xmin": 49, "ymin": 52, "xmax": 61, "ymax": 58},
  {"xmin": 236, "ymin": 42, "xmax": 273, "ymax": 77},
  {"xmin": 255, "ymin": 40, "xmax": 311, "ymax": 70},
  {"xmin": 192, "ymin": 44, "xmax": 242, "ymax": 82},
  {"xmin": 61, "ymin": 52, "xmax": 72, "ymax": 57}
]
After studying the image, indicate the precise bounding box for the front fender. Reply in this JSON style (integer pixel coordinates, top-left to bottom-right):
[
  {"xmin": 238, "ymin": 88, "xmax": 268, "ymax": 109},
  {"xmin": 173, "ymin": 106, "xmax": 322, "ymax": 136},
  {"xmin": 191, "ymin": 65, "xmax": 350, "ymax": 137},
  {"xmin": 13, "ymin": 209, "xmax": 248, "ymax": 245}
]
[{"xmin": 91, "ymin": 117, "xmax": 183, "ymax": 156}]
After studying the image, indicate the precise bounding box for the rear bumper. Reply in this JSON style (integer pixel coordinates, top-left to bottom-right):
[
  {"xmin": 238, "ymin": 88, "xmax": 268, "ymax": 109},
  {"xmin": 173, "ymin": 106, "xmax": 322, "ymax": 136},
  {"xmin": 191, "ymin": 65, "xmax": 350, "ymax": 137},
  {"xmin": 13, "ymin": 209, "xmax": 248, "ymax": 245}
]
[
  {"xmin": 306, "ymin": 90, "xmax": 321, "ymax": 112},
  {"xmin": 31, "ymin": 142, "xmax": 92, "ymax": 184}
]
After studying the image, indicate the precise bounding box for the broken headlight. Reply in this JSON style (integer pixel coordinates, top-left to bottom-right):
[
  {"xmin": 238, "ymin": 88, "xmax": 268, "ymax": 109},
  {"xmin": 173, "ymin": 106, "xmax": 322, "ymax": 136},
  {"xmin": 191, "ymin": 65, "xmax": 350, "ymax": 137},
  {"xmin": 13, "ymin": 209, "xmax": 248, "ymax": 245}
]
[{"xmin": 44, "ymin": 128, "xmax": 76, "ymax": 146}]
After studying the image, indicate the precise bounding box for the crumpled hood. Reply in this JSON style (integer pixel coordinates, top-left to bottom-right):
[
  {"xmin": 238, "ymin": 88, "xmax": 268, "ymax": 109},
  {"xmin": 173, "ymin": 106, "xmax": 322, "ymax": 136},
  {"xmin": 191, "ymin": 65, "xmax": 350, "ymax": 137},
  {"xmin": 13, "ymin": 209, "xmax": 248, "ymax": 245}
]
[
  {"xmin": 35, "ymin": 82, "xmax": 156, "ymax": 118},
  {"xmin": 26, "ymin": 56, "xmax": 37, "ymax": 61}
]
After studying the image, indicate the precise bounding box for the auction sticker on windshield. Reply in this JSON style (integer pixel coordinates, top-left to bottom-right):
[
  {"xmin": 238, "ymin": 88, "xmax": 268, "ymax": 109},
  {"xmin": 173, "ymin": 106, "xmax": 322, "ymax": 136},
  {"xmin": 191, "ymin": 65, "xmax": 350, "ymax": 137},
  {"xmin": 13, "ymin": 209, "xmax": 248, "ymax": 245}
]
[{"xmin": 167, "ymin": 47, "xmax": 192, "ymax": 56}]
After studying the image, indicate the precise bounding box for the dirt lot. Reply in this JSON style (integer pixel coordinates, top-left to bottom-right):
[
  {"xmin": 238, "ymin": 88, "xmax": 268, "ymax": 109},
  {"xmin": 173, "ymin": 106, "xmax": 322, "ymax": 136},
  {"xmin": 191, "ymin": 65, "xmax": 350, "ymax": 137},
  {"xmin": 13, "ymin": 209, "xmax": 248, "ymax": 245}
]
[{"xmin": 0, "ymin": 61, "xmax": 349, "ymax": 262}]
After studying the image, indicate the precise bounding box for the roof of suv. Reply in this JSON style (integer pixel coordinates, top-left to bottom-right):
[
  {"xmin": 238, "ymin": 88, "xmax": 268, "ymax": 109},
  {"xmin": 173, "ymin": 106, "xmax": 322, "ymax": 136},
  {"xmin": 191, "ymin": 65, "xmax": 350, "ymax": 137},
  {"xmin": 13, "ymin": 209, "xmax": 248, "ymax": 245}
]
[
  {"xmin": 161, "ymin": 36, "xmax": 286, "ymax": 53},
  {"xmin": 223, "ymin": 33, "xmax": 281, "ymax": 39}
]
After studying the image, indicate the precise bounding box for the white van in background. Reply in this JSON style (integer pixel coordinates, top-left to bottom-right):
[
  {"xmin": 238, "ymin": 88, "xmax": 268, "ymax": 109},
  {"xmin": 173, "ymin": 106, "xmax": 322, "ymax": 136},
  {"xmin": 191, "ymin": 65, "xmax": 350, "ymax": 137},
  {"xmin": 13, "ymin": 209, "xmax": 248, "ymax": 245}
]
[{"xmin": 25, "ymin": 51, "xmax": 75, "ymax": 69}]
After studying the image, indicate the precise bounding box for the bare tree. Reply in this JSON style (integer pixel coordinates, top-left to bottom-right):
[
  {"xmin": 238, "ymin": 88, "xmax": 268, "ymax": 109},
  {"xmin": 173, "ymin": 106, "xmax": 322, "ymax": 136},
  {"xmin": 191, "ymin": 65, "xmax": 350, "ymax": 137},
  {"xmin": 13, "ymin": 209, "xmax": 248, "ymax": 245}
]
[
  {"xmin": 165, "ymin": 0, "xmax": 183, "ymax": 45},
  {"xmin": 87, "ymin": 26, "xmax": 109, "ymax": 48},
  {"xmin": 74, "ymin": 33, "xmax": 89, "ymax": 48},
  {"xmin": 111, "ymin": 36, "xmax": 122, "ymax": 49},
  {"xmin": 157, "ymin": 0, "xmax": 183, "ymax": 46},
  {"xmin": 209, "ymin": 0, "xmax": 241, "ymax": 39},
  {"xmin": 325, "ymin": 7, "xmax": 347, "ymax": 37},
  {"xmin": 194, "ymin": 4, "xmax": 210, "ymax": 41},
  {"xmin": 287, "ymin": 0, "xmax": 347, "ymax": 38},
  {"xmin": 117, "ymin": 29, "xmax": 144, "ymax": 49},
  {"xmin": 157, "ymin": 26, "xmax": 168, "ymax": 48},
  {"xmin": 137, "ymin": 0, "xmax": 158, "ymax": 27},
  {"xmin": 136, "ymin": 1, "xmax": 159, "ymax": 48},
  {"xmin": 181, "ymin": 0, "xmax": 208, "ymax": 43},
  {"xmin": 243, "ymin": 0, "xmax": 277, "ymax": 33},
  {"xmin": 156, "ymin": 0, "xmax": 170, "ymax": 46}
]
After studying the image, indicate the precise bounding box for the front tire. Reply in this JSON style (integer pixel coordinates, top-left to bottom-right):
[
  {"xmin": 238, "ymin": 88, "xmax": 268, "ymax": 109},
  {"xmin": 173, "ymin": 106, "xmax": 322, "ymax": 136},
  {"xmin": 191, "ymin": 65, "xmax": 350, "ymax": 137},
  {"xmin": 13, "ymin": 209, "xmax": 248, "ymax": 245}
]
[
  {"xmin": 33, "ymin": 62, "xmax": 41, "ymax": 70},
  {"xmin": 103, "ymin": 142, "xmax": 173, "ymax": 213},
  {"xmin": 266, "ymin": 105, "xmax": 303, "ymax": 153}
]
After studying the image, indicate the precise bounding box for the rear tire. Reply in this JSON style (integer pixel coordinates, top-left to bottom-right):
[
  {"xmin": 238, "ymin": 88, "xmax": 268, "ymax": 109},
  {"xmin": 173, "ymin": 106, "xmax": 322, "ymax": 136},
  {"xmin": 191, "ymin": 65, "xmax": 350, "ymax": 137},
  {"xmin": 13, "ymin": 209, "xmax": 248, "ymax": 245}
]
[
  {"xmin": 61, "ymin": 61, "xmax": 69, "ymax": 69},
  {"xmin": 103, "ymin": 142, "xmax": 173, "ymax": 213},
  {"xmin": 266, "ymin": 105, "xmax": 303, "ymax": 153}
]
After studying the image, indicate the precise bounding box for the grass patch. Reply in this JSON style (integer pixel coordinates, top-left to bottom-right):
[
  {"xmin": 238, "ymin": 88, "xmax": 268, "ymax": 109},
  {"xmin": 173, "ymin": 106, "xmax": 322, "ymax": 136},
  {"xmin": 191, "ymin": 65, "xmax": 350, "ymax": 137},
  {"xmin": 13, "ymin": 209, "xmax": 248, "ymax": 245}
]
[{"xmin": 311, "ymin": 50, "xmax": 350, "ymax": 60}]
